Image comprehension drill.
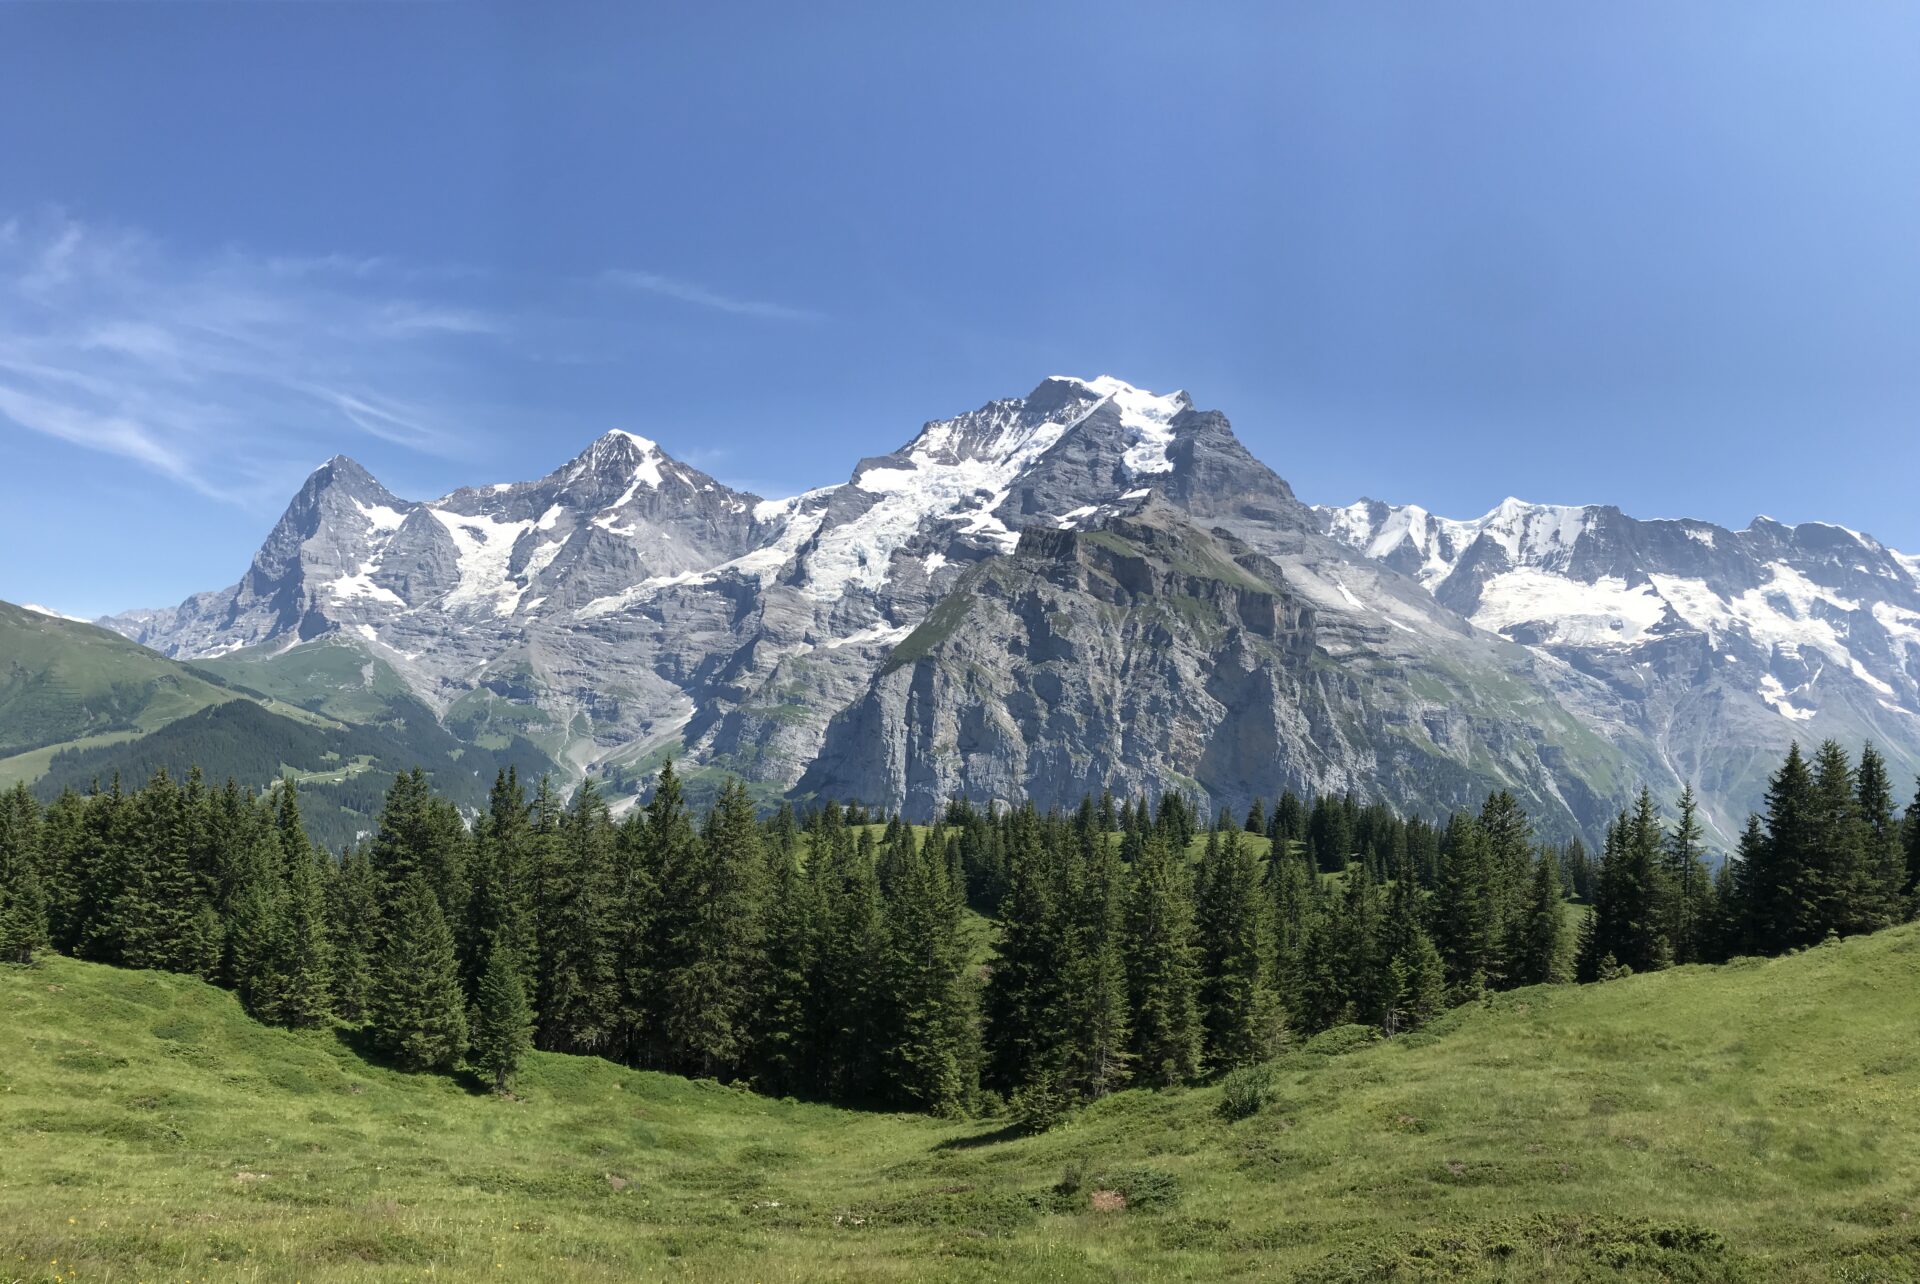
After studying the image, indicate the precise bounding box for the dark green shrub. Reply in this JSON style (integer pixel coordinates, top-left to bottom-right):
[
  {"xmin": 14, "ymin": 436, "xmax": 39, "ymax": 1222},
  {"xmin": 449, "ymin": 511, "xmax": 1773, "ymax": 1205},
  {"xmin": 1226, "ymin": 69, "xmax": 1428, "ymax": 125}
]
[
  {"xmin": 1218, "ymin": 1064, "xmax": 1274, "ymax": 1120},
  {"xmin": 1303, "ymin": 1024, "xmax": 1380, "ymax": 1056}
]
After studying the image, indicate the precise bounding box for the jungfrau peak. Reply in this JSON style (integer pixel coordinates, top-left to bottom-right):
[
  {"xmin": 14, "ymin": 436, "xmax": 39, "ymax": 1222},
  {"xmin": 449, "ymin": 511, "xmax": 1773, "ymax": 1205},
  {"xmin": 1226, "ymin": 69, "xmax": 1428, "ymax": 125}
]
[{"xmin": 98, "ymin": 377, "xmax": 1920, "ymax": 843}]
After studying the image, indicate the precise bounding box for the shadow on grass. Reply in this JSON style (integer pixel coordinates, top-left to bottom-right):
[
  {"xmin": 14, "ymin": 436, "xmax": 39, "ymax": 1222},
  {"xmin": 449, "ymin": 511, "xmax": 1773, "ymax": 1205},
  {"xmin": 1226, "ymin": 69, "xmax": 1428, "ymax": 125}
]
[
  {"xmin": 328, "ymin": 1025, "xmax": 499, "ymax": 1095},
  {"xmin": 932, "ymin": 1121, "xmax": 1029, "ymax": 1151}
]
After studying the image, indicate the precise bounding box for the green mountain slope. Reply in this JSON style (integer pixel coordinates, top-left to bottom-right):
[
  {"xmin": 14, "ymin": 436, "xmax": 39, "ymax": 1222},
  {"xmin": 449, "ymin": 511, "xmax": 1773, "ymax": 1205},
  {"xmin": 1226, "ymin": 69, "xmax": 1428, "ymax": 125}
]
[
  {"xmin": 189, "ymin": 633, "xmax": 424, "ymax": 726},
  {"xmin": 5, "ymin": 926, "xmax": 1918, "ymax": 1282},
  {"xmin": 0, "ymin": 610, "xmax": 560, "ymax": 847},
  {"xmin": 32, "ymin": 697, "xmax": 559, "ymax": 851},
  {"xmin": 0, "ymin": 601, "xmax": 263, "ymax": 786}
]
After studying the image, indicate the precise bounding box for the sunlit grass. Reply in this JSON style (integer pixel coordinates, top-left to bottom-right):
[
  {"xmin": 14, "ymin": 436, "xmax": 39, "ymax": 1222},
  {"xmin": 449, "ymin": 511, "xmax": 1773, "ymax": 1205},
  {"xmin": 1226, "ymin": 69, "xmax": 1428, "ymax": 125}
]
[{"xmin": 4, "ymin": 925, "xmax": 1919, "ymax": 1281}]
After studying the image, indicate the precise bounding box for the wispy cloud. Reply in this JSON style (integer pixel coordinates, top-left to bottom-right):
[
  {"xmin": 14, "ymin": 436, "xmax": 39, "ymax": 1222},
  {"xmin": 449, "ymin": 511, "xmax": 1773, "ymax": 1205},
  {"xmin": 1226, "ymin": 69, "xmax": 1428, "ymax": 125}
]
[
  {"xmin": 600, "ymin": 268, "xmax": 823, "ymax": 322},
  {"xmin": 0, "ymin": 211, "xmax": 506, "ymax": 505}
]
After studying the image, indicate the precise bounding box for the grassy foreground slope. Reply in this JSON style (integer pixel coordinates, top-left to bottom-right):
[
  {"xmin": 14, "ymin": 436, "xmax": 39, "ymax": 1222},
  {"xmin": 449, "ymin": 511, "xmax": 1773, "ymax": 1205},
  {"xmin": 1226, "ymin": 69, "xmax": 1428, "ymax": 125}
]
[{"xmin": 4, "ymin": 929, "xmax": 1920, "ymax": 1283}]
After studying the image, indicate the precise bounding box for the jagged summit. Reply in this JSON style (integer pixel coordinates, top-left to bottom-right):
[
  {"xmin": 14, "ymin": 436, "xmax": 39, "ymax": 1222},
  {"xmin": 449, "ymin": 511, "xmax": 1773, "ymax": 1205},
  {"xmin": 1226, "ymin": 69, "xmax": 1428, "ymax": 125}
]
[{"xmin": 91, "ymin": 375, "xmax": 1920, "ymax": 842}]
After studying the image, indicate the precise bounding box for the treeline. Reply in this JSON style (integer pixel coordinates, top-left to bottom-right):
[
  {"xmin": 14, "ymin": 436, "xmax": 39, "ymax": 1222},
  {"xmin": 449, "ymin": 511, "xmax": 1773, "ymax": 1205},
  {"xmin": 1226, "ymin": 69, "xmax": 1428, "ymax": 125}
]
[
  {"xmin": 1, "ymin": 745, "xmax": 1916, "ymax": 1120},
  {"xmin": 1578, "ymin": 742, "xmax": 1920, "ymax": 978}
]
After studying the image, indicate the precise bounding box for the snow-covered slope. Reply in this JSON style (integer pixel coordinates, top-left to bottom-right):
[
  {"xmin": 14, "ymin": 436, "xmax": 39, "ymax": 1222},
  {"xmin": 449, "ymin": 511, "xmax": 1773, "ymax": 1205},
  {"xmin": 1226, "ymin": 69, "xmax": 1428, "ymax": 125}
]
[
  {"xmin": 1320, "ymin": 496, "xmax": 1920, "ymax": 835},
  {"xmin": 96, "ymin": 374, "xmax": 1917, "ymax": 842}
]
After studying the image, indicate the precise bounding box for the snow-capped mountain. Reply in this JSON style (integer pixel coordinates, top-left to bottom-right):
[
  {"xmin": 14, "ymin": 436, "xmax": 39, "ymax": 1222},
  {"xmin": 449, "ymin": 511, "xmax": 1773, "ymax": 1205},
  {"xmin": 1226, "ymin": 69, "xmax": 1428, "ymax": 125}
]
[
  {"xmin": 1320, "ymin": 496, "xmax": 1920, "ymax": 836},
  {"xmin": 96, "ymin": 375, "xmax": 1920, "ymax": 841}
]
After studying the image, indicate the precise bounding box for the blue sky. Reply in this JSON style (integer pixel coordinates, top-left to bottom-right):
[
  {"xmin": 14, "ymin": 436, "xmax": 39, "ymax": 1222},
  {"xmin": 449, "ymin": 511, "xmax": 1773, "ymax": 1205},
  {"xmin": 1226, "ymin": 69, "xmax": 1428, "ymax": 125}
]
[{"xmin": 3, "ymin": 2, "xmax": 1917, "ymax": 618}]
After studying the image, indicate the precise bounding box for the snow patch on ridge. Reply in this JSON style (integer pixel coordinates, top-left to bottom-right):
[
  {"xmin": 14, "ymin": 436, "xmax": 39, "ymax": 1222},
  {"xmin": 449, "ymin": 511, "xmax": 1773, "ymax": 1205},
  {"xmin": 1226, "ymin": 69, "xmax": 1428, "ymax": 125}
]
[
  {"xmin": 1051, "ymin": 375, "xmax": 1189, "ymax": 475},
  {"xmin": 428, "ymin": 509, "xmax": 535, "ymax": 615},
  {"xmin": 352, "ymin": 499, "xmax": 408, "ymax": 532},
  {"xmin": 812, "ymin": 399, "xmax": 1091, "ymax": 599},
  {"xmin": 324, "ymin": 564, "xmax": 405, "ymax": 607},
  {"xmin": 591, "ymin": 437, "xmax": 667, "ymax": 529},
  {"xmin": 1758, "ymin": 673, "xmax": 1817, "ymax": 722},
  {"xmin": 1472, "ymin": 570, "xmax": 1668, "ymax": 647},
  {"xmin": 821, "ymin": 622, "xmax": 913, "ymax": 650},
  {"xmin": 573, "ymin": 492, "xmax": 834, "ymax": 620},
  {"xmin": 20, "ymin": 603, "xmax": 88, "ymax": 623}
]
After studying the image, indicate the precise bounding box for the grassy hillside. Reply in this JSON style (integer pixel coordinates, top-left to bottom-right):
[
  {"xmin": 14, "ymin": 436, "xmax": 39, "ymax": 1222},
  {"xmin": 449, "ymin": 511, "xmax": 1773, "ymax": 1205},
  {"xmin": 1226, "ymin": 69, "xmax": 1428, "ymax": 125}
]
[
  {"xmin": 0, "ymin": 601, "xmax": 248, "ymax": 783},
  {"xmin": 191, "ymin": 635, "xmax": 422, "ymax": 728},
  {"xmin": 0, "ymin": 612, "xmax": 561, "ymax": 849},
  {"xmin": 5, "ymin": 928, "xmax": 1919, "ymax": 1282}
]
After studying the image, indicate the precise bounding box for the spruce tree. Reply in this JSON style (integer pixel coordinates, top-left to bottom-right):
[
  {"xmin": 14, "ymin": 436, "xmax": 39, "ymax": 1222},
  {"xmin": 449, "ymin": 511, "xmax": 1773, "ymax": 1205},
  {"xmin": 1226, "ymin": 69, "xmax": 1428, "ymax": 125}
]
[
  {"xmin": 750, "ymin": 819, "xmax": 821, "ymax": 1095},
  {"xmin": 1266, "ymin": 843, "xmax": 1314, "ymax": 986},
  {"xmin": 0, "ymin": 784, "xmax": 48, "ymax": 965},
  {"xmin": 1430, "ymin": 812, "xmax": 1496, "ymax": 994},
  {"xmin": 228, "ymin": 868, "xmax": 290, "ymax": 1024},
  {"xmin": 1059, "ymin": 822, "xmax": 1131, "ymax": 1100},
  {"xmin": 1195, "ymin": 828, "xmax": 1284, "ymax": 1072},
  {"xmin": 1378, "ymin": 863, "xmax": 1443, "ymax": 1032},
  {"xmin": 1729, "ymin": 814, "xmax": 1767, "ymax": 956},
  {"xmin": 1853, "ymin": 745, "xmax": 1906, "ymax": 931},
  {"xmin": 1905, "ymin": 781, "xmax": 1920, "ymax": 903},
  {"xmin": 1585, "ymin": 793, "xmax": 1666, "ymax": 974},
  {"xmin": 1513, "ymin": 851, "xmax": 1569, "ymax": 985},
  {"xmin": 811, "ymin": 806, "xmax": 889, "ymax": 1100},
  {"xmin": 537, "ymin": 777, "xmax": 619, "ymax": 1056},
  {"xmin": 1337, "ymin": 862, "xmax": 1391, "ymax": 1025},
  {"xmin": 272, "ymin": 781, "xmax": 333, "ymax": 1027},
  {"xmin": 660, "ymin": 777, "xmax": 767, "ymax": 1079},
  {"xmin": 122, "ymin": 769, "xmax": 207, "ymax": 974},
  {"xmin": 1270, "ymin": 789, "xmax": 1306, "ymax": 853},
  {"xmin": 876, "ymin": 822, "xmax": 977, "ymax": 1114},
  {"xmin": 1752, "ymin": 743, "xmax": 1816, "ymax": 950},
  {"xmin": 369, "ymin": 874, "xmax": 468, "ymax": 1072},
  {"xmin": 1307, "ymin": 795, "xmax": 1351, "ymax": 872},
  {"xmin": 369, "ymin": 769, "xmax": 470, "ymax": 925},
  {"xmin": 983, "ymin": 806, "xmax": 1071, "ymax": 1094},
  {"xmin": 1385, "ymin": 936, "xmax": 1446, "ymax": 1034},
  {"xmin": 328, "ymin": 845, "xmax": 379, "ymax": 1023},
  {"xmin": 471, "ymin": 942, "xmax": 535, "ymax": 1092},
  {"xmin": 467, "ymin": 768, "xmax": 539, "ymax": 1003},
  {"xmin": 1807, "ymin": 740, "xmax": 1867, "ymax": 942},
  {"xmin": 1479, "ymin": 791, "xmax": 1533, "ymax": 976},
  {"xmin": 1123, "ymin": 828, "xmax": 1203, "ymax": 1087},
  {"xmin": 1289, "ymin": 901, "xmax": 1347, "ymax": 1033},
  {"xmin": 37, "ymin": 789, "xmax": 87, "ymax": 954},
  {"xmin": 1658, "ymin": 785, "xmax": 1709, "ymax": 963}
]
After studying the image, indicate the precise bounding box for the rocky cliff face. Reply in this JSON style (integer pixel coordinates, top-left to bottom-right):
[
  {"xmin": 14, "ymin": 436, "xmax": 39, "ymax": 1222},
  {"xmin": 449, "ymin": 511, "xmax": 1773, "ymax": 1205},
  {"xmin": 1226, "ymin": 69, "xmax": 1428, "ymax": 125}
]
[
  {"xmin": 799, "ymin": 499, "xmax": 1317, "ymax": 814},
  {"xmin": 800, "ymin": 497, "xmax": 1640, "ymax": 834},
  {"xmin": 98, "ymin": 375, "xmax": 1920, "ymax": 841}
]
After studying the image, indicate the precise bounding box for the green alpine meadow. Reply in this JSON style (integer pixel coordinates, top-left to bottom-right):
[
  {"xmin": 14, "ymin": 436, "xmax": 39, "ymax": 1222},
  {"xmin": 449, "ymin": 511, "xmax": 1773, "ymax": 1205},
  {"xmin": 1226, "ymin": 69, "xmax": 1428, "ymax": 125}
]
[
  {"xmin": 9, "ymin": 6, "xmax": 1920, "ymax": 1281},
  {"xmin": 4, "ymin": 918, "xmax": 1918, "ymax": 1282}
]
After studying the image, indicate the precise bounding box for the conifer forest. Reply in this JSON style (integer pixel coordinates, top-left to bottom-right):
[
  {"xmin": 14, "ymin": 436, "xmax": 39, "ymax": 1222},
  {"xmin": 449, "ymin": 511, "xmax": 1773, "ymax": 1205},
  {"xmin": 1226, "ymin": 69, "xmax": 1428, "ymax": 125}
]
[{"xmin": 5, "ymin": 741, "xmax": 1915, "ymax": 1123}]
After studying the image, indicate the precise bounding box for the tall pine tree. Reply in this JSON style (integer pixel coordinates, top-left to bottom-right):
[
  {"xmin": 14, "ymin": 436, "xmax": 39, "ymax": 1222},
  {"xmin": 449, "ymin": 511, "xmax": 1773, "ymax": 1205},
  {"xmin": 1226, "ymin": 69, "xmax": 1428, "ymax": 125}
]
[
  {"xmin": 1123, "ymin": 828, "xmax": 1203, "ymax": 1087},
  {"xmin": 369, "ymin": 874, "xmax": 468, "ymax": 1072}
]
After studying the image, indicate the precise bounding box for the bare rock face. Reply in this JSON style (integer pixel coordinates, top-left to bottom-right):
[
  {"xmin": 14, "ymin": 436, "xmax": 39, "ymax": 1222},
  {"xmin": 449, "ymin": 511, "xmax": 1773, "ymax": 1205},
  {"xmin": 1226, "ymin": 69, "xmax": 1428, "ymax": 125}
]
[
  {"xmin": 800, "ymin": 498, "xmax": 1636, "ymax": 836},
  {"xmin": 95, "ymin": 375, "xmax": 1920, "ymax": 841}
]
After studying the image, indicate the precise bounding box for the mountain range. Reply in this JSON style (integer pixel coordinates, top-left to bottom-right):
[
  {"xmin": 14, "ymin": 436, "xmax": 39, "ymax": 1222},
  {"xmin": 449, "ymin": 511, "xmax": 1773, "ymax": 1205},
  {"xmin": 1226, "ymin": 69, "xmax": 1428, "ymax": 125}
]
[{"xmin": 23, "ymin": 373, "xmax": 1911, "ymax": 845}]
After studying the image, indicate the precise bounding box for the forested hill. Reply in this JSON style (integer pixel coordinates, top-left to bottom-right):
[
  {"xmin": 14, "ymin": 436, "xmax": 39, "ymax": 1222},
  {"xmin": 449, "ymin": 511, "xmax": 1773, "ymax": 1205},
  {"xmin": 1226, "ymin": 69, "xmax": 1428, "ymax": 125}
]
[{"xmin": 31, "ymin": 697, "xmax": 557, "ymax": 851}]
